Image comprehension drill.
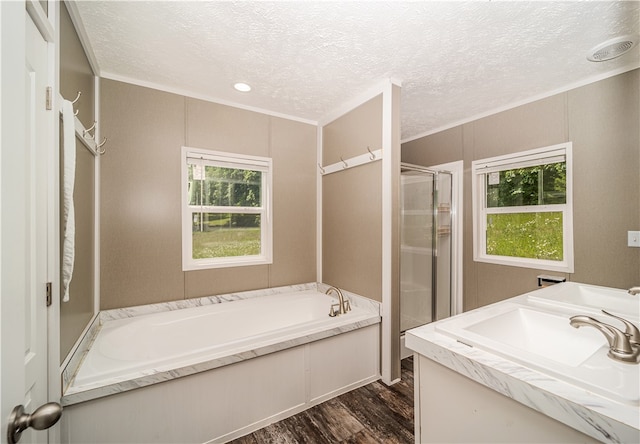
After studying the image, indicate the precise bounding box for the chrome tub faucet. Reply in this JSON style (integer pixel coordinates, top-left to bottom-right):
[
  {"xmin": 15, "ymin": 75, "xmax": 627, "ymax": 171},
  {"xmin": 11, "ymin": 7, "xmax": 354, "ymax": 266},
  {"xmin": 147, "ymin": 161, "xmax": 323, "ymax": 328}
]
[
  {"xmin": 326, "ymin": 286, "xmax": 351, "ymax": 317},
  {"xmin": 570, "ymin": 310, "xmax": 640, "ymax": 363}
]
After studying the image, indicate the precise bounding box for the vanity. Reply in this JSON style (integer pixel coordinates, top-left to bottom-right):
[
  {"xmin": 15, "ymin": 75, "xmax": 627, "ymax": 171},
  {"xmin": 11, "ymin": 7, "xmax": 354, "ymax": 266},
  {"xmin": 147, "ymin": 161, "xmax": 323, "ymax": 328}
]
[{"xmin": 405, "ymin": 282, "xmax": 640, "ymax": 443}]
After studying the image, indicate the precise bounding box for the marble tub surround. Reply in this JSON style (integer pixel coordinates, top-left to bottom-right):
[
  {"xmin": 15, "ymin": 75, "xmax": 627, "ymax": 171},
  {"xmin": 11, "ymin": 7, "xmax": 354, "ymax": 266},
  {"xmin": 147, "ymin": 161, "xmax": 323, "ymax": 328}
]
[
  {"xmin": 98, "ymin": 282, "xmax": 380, "ymax": 321},
  {"xmin": 99, "ymin": 282, "xmax": 318, "ymax": 322},
  {"xmin": 62, "ymin": 283, "xmax": 381, "ymax": 406},
  {"xmin": 61, "ymin": 313, "xmax": 101, "ymax": 393},
  {"xmin": 406, "ymin": 290, "xmax": 640, "ymax": 443},
  {"xmin": 316, "ymin": 282, "xmax": 381, "ymax": 313},
  {"xmin": 62, "ymin": 282, "xmax": 320, "ymax": 389}
]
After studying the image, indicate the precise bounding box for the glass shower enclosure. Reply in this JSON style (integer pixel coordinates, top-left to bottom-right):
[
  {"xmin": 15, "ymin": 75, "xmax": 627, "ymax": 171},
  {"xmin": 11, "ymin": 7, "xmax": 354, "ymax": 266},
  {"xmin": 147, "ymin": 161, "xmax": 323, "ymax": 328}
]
[{"xmin": 400, "ymin": 163, "xmax": 453, "ymax": 332}]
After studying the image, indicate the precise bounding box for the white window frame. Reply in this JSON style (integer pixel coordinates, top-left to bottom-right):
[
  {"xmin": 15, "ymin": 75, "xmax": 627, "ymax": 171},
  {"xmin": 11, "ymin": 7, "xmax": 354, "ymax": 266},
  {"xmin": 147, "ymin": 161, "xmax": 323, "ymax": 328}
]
[
  {"xmin": 472, "ymin": 143, "xmax": 574, "ymax": 273},
  {"xmin": 181, "ymin": 146, "xmax": 273, "ymax": 271}
]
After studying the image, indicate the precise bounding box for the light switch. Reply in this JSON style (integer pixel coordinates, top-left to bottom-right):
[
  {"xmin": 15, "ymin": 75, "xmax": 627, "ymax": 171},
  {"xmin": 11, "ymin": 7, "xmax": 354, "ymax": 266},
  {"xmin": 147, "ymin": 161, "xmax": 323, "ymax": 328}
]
[{"xmin": 628, "ymin": 231, "xmax": 640, "ymax": 247}]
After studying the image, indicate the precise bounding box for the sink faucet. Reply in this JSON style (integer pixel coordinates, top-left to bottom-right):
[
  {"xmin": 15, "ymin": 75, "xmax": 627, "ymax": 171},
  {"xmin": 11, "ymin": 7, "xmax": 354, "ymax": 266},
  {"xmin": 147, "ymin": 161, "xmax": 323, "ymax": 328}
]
[
  {"xmin": 570, "ymin": 311, "xmax": 639, "ymax": 363},
  {"xmin": 629, "ymin": 286, "xmax": 640, "ymax": 295},
  {"xmin": 326, "ymin": 286, "xmax": 351, "ymax": 316},
  {"xmin": 601, "ymin": 310, "xmax": 640, "ymax": 347}
]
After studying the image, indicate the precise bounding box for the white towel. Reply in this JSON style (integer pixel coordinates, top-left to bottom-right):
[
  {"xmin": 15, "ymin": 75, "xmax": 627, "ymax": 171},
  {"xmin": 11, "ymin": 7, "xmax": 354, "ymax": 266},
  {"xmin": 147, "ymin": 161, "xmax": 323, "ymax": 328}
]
[{"xmin": 62, "ymin": 99, "xmax": 76, "ymax": 302}]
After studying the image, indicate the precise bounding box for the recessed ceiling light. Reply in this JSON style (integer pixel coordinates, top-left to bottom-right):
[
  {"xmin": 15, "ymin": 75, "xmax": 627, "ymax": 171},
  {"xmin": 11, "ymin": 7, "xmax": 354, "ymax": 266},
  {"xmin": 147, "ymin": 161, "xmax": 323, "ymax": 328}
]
[
  {"xmin": 587, "ymin": 35, "xmax": 639, "ymax": 62},
  {"xmin": 234, "ymin": 82, "xmax": 252, "ymax": 92}
]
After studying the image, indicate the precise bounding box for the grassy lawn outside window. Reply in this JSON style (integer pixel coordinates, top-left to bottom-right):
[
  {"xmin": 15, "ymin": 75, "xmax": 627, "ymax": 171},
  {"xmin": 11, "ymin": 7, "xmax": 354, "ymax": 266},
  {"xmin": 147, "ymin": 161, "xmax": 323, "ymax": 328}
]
[
  {"xmin": 181, "ymin": 147, "xmax": 272, "ymax": 270},
  {"xmin": 472, "ymin": 143, "xmax": 574, "ymax": 273}
]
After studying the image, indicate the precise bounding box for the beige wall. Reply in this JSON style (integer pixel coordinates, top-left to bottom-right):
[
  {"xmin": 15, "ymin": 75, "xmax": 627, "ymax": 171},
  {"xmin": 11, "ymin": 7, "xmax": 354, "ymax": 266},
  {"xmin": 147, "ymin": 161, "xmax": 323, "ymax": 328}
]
[
  {"xmin": 323, "ymin": 163, "xmax": 382, "ymax": 300},
  {"xmin": 402, "ymin": 70, "xmax": 640, "ymax": 311},
  {"xmin": 59, "ymin": 3, "xmax": 96, "ymax": 362},
  {"xmin": 568, "ymin": 72, "xmax": 640, "ymax": 287},
  {"xmin": 322, "ymin": 87, "xmax": 403, "ymax": 383},
  {"xmin": 59, "ymin": 3, "xmax": 93, "ymax": 129},
  {"xmin": 99, "ymin": 79, "xmax": 317, "ymax": 309},
  {"xmin": 322, "ymin": 95, "xmax": 383, "ymax": 301}
]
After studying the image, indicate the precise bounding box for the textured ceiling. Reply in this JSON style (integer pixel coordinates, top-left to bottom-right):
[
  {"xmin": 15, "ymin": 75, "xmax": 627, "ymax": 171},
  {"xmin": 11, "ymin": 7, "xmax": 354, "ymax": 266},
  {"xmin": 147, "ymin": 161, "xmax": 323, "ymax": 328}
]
[{"xmin": 74, "ymin": 1, "xmax": 640, "ymax": 141}]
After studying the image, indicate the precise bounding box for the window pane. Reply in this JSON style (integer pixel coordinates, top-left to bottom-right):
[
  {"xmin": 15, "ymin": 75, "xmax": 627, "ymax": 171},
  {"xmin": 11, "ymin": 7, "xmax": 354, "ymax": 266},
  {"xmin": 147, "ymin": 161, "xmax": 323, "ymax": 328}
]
[
  {"xmin": 486, "ymin": 212, "xmax": 563, "ymax": 261},
  {"xmin": 192, "ymin": 213, "xmax": 261, "ymax": 259},
  {"xmin": 486, "ymin": 162, "xmax": 566, "ymax": 208},
  {"xmin": 188, "ymin": 165, "xmax": 262, "ymax": 207}
]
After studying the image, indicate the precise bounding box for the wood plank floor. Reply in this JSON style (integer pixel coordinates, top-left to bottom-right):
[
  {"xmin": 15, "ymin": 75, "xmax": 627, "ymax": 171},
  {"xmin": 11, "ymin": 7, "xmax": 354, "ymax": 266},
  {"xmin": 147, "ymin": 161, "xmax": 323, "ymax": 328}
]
[{"xmin": 230, "ymin": 357, "xmax": 414, "ymax": 444}]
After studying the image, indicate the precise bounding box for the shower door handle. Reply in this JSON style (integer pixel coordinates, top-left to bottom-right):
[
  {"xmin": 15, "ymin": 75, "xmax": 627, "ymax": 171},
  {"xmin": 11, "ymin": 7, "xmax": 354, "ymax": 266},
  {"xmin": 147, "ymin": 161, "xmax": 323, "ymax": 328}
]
[{"xmin": 7, "ymin": 402, "xmax": 62, "ymax": 444}]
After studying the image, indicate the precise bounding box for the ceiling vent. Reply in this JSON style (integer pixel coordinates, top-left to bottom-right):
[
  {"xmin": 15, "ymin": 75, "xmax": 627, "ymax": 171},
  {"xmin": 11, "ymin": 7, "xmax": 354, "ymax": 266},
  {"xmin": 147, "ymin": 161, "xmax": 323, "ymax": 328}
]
[{"xmin": 587, "ymin": 35, "xmax": 639, "ymax": 62}]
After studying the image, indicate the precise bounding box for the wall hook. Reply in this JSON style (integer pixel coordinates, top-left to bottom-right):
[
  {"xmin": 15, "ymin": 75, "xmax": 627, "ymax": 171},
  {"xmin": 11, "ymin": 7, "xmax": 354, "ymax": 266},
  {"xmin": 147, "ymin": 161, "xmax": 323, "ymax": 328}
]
[
  {"xmin": 71, "ymin": 91, "xmax": 81, "ymax": 104},
  {"xmin": 367, "ymin": 146, "xmax": 376, "ymax": 160},
  {"xmin": 340, "ymin": 156, "xmax": 348, "ymax": 169},
  {"xmin": 83, "ymin": 121, "xmax": 97, "ymax": 138},
  {"xmin": 97, "ymin": 137, "xmax": 107, "ymax": 155},
  {"xmin": 68, "ymin": 91, "xmax": 81, "ymax": 116}
]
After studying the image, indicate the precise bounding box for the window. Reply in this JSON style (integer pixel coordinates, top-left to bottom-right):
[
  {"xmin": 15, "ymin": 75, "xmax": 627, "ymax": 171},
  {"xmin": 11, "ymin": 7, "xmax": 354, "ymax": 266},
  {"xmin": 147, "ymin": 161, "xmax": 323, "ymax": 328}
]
[
  {"xmin": 181, "ymin": 147, "xmax": 272, "ymax": 270},
  {"xmin": 472, "ymin": 143, "xmax": 573, "ymax": 273}
]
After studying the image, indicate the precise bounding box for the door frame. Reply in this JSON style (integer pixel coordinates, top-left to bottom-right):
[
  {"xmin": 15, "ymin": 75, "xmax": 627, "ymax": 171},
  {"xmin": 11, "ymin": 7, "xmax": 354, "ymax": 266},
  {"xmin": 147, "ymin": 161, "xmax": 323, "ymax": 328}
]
[
  {"xmin": 39, "ymin": 0, "xmax": 62, "ymax": 414},
  {"xmin": 26, "ymin": 0, "xmax": 62, "ymax": 406},
  {"xmin": 30, "ymin": 0, "xmax": 62, "ymax": 435},
  {"xmin": 429, "ymin": 160, "xmax": 463, "ymax": 316},
  {"xmin": 27, "ymin": 0, "xmax": 62, "ymax": 415}
]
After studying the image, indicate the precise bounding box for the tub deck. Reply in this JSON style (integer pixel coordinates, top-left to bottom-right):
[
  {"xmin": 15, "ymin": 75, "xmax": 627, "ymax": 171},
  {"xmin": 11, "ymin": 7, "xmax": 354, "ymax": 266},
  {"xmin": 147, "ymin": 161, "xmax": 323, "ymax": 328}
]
[
  {"xmin": 62, "ymin": 283, "xmax": 381, "ymax": 406},
  {"xmin": 60, "ymin": 284, "xmax": 382, "ymax": 443}
]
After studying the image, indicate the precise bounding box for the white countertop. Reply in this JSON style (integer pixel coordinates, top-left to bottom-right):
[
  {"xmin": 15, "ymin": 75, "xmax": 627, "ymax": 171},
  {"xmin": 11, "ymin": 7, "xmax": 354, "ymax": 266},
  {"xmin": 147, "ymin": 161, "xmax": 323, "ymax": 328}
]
[{"xmin": 406, "ymin": 290, "xmax": 640, "ymax": 444}]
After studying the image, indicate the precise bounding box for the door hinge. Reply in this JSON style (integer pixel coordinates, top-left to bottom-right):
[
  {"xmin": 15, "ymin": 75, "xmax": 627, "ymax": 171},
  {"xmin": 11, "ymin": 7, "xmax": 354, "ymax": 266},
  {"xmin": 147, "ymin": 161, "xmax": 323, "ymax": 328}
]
[
  {"xmin": 46, "ymin": 282, "xmax": 52, "ymax": 307},
  {"xmin": 45, "ymin": 87, "xmax": 52, "ymax": 110}
]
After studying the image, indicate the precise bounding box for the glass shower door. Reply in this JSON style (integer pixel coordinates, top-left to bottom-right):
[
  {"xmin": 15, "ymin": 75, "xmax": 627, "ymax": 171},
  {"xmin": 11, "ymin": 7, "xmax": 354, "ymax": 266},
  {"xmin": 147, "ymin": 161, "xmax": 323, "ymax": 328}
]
[
  {"xmin": 400, "ymin": 165, "xmax": 452, "ymax": 332},
  {"xmin": 400, "ymin": 169, "xmax": 434, "ymax": 332}
]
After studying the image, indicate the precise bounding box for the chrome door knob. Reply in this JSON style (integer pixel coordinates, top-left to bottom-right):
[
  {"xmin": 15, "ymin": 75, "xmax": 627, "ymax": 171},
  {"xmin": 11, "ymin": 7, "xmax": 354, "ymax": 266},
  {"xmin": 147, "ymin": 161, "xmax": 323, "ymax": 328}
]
[{"xmin": 7, "ymin": 402, "xmax": 62, "ymax": 444}]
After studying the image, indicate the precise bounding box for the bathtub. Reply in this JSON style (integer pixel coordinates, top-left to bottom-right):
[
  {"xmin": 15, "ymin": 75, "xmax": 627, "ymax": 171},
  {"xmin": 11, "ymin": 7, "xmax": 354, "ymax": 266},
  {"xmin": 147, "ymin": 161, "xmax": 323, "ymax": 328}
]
[{"xmin": 61, "ymin": 284, "xmax": 381, "ymax": 443}]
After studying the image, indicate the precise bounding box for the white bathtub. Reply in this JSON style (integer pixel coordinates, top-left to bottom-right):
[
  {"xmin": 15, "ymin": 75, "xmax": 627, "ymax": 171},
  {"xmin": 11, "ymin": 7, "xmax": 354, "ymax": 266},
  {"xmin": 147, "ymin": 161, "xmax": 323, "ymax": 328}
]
[
  {"xmin": 73, "ymin": 289, "xmax": 377, "ymax": 389},
  {"xmin": 61, "ymin": 285, "xmax": 381, "ymax": 443}
]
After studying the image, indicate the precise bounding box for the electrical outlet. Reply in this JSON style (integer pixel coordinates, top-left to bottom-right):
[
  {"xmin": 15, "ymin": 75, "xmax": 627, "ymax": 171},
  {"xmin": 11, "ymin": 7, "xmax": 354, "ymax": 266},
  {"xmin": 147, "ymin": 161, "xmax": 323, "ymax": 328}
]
[{"xmin": 628, "ymin": 231, "xmax": 640, "ymax": 247}]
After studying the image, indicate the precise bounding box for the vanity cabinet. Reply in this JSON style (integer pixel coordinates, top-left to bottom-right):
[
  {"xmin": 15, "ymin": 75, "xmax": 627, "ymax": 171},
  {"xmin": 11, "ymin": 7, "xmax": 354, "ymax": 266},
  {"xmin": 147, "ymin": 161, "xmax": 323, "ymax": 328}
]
[
  {"xmin": 407, "ymin": 283, "xmax": 640, "ymax": 444},
  {"xmin": 413, "ymin": 354, "xmax": 600, "ymax": 443}
]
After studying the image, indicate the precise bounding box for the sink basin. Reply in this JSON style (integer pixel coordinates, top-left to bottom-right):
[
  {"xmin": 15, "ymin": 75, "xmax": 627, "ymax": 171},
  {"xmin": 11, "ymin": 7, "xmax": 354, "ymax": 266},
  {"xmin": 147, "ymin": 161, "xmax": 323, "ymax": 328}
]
[
  {"xmin": 435, "ymin": 301, "xmax": 640, "ymax": 405},
  {"xmin": 464, "ymin": 307, "xmax": 605, "ymax": 367},
  {"xmin": 528, "ymin": 282, "xmax": 640, "ymax": 320}
]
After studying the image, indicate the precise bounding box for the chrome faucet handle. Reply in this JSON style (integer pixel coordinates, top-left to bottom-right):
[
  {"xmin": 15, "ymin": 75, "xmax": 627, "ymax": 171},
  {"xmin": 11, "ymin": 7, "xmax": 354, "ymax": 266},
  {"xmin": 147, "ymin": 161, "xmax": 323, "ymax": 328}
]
[
  {"xmin": 570, "ymin": 315, "xmax": 637, "ymax": 362},
  {"xmin": 601, "ymin": 310, "xmax": 640, "ymax": 346},
  {"xmin": 628, "ymin": 286, "xmax": 640, "ymax": 295},
  {"xmin": 326, "ymin": 286, "xmax": 347, "ymax": 314}
]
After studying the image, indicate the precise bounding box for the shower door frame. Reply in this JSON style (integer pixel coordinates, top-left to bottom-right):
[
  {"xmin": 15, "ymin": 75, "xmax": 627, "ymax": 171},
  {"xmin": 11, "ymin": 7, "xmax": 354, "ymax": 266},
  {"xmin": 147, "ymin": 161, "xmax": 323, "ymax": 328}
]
[
  {"xmin": 400, "ymin": 161, "xmax": 463, "ymax": 332},
  {"xmin": 400, "ymin": 165, "xmax": 438, "ymax": 331},
  {"xmin": 429, "ymin": 160, "xmax": 463, "ymax": 317}
]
